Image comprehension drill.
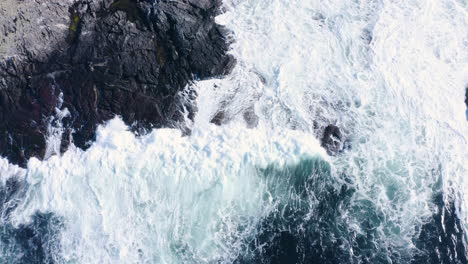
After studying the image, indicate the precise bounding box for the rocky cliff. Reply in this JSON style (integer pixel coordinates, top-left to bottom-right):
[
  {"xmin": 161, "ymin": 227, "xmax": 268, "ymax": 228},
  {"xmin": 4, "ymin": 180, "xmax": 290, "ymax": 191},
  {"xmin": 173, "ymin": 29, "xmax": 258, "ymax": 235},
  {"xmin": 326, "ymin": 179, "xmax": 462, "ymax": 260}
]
[{"xmin": 0, "ymin": 0, "xmax": 235, "ymax": 166}]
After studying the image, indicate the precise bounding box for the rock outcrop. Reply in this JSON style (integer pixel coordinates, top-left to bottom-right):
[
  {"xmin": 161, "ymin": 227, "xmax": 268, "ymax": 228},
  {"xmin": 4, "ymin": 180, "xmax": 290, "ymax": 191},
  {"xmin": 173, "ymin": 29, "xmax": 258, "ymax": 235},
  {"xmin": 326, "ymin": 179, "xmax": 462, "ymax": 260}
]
[
  {"xmin": 465, "ymin": 86, "xmax": 467, "ymax": 108},
  {"xmin": 0, "ymin": 0, "xmax": 235, "ymax": 166},
  {"xmin": 321, "ymin": 124, "xmax": 344, "ymax": 155}
]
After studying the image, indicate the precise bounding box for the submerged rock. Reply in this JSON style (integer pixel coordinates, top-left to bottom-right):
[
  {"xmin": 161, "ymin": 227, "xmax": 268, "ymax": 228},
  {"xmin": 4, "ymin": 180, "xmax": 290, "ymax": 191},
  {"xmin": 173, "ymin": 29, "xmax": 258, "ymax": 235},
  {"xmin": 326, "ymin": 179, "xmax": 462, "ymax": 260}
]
[
  {"xmin": 0, "ymin": 0, "xmax": 235, "ymax": 166},
  {"xmin": 243, "ymin": 107, "xmax": 259, "ymax": 128}
]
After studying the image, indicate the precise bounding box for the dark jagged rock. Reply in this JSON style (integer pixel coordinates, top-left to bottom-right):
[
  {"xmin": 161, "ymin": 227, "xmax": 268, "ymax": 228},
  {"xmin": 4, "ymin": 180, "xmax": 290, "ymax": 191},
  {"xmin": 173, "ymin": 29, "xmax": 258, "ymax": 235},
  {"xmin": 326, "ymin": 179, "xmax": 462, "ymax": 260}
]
[
  {"xmin": 321, "ymin": 124, "xmax": 344, "ymax": 155},
  {"xmin": 465, "ymin": 86, "xmax": 467, "ymax": 107},
  {"xmin": 211, "ymin": 110, "xmax": 225, "ymax": 126},
  {"xmin": 0, "ymin": 0, "xmax": 235, "ymax": 167}
]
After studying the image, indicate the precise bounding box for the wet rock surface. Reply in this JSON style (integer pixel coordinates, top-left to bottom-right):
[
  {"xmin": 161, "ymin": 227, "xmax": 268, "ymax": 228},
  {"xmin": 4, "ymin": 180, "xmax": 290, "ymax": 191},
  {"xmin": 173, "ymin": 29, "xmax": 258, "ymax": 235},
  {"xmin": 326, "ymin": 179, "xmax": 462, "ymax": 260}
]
[
  {"xmin": 210, "ymin": 110, "xmax": 226, "ymax": 126},
  {"xmin": 320, "ymin": 124, "xmax": 344, "ymax": 155},
  {"xmin": 465, "ymin": 86, "xmax": 467, "ymax": 107},
  {"xmin": 0, "ymin": 0, "xmax": 235, "ymax": 166}
]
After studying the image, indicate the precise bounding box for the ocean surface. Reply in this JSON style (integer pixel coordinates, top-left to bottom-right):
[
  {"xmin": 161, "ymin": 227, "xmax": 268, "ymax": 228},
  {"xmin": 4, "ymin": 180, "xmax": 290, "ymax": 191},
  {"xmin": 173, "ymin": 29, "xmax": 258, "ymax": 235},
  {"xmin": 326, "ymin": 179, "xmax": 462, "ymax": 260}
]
[{"xmin": 1, "ymin": 0, "xmax": 467, "ymax": 263}]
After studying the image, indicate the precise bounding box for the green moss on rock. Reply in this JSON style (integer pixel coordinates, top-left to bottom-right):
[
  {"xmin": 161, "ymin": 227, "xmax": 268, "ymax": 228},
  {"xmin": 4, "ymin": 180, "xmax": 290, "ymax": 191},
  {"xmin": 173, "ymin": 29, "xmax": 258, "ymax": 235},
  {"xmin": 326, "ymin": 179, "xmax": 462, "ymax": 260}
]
[{"xmin": 67, "ymin": 13, "xmax": 81, "ymax": 44}]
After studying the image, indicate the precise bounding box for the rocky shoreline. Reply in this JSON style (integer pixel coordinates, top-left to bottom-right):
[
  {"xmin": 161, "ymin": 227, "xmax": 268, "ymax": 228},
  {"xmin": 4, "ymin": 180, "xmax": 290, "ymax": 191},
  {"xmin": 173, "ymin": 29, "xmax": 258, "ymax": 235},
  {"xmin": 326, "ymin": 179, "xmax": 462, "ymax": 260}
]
[{"xmin": 0, "ymin": 0, "xmax": 235, "ymax": 167}]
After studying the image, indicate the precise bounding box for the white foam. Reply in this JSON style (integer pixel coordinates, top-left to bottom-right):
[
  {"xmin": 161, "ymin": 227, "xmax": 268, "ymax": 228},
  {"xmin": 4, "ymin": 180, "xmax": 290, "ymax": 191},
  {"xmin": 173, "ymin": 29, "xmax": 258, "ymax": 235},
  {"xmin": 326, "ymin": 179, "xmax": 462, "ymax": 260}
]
[
  {"xmin": 9, "ymin": 118, "xmax": 326, "ymax": 263},
  {"xmin": 0, "ymin": 157, "xmax": 25, "ymax": 185},
  {"xmin": 216, "ymin": 0, "xmax": 468, "ymax": 232}
]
